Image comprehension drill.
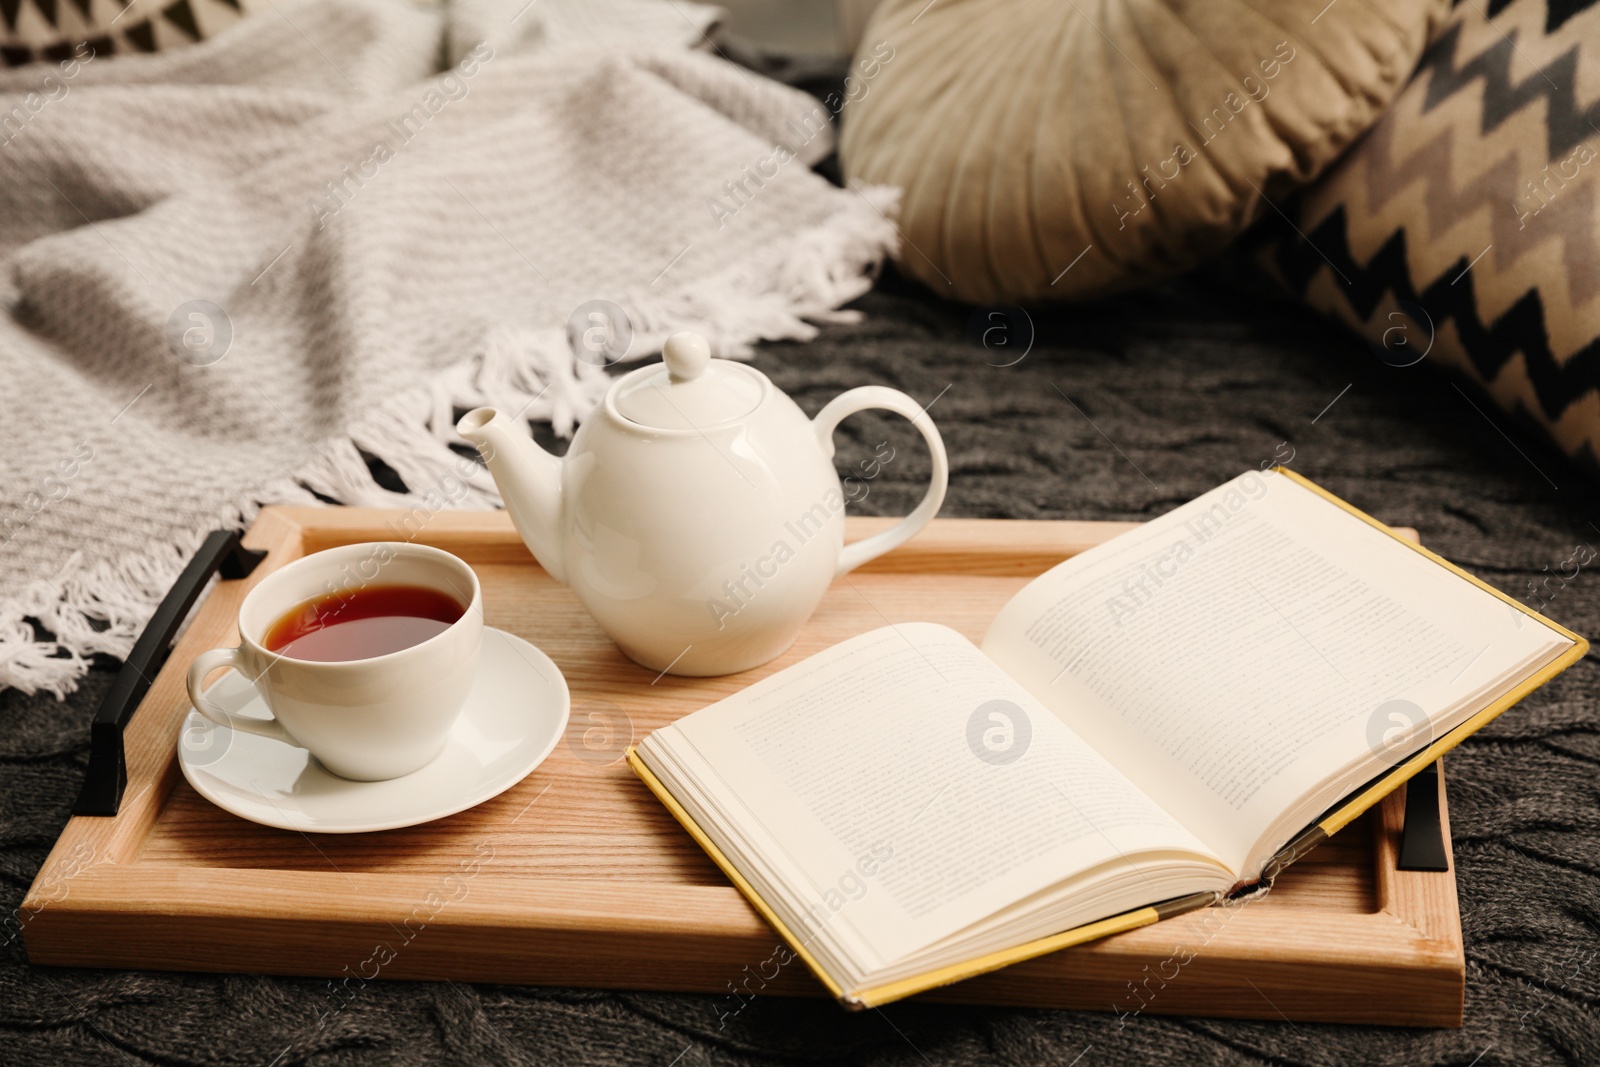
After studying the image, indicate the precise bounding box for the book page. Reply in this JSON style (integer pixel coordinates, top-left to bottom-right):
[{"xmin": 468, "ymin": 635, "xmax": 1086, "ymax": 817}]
[
  {"xmin": 983, "ymin": 470, "xmax": 1567, "ymax": 872},
  {"xmin": 663, "ymin": 623, "xmax": 1225, "ymax": 969}
]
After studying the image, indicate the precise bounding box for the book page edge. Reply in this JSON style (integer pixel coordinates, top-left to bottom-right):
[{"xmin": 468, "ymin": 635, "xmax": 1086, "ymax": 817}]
[
  {"xmin": 627, "ymin": 746, "xmax": 1211, "ymax": 1010},
  {"xmin": 1315, "ymin": 636, "xmax": 1586, "ymax": 838},
  {"xmin": 624, "ymin": 746, "xmax": 849, "ymax": 1002},
  {"xmin": 1270, "ymin": 466, "xmax": 1589, "ymax": 837},
  {"xmin": 847, "ymin": 893, "xmax": 1219, "ymax": 1009}
]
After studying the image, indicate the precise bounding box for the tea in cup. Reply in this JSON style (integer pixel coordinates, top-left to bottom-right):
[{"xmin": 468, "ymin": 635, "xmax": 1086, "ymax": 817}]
[{"xmin": 185, "ymin": 542, "xmax": 483, "ymax": 781}]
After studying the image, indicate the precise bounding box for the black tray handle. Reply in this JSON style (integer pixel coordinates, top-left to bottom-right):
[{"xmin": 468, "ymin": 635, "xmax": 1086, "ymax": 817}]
[
  {"xmin": 1396, "ymin": 760, "xmax": 1449, "ymax": 872},
  {"xmin": 71, "ymin": 529, "xmax": 266, "ymax": 817}
]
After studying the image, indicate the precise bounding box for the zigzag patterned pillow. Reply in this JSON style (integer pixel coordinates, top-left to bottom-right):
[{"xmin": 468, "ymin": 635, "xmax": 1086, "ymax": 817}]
[
  {"xmin": 1262, "ymin": 0, "xmax": 1600, "ymax": 476},
  {"xmin": 0, "ymin": 0, "xmax": 255, "ymax": 67}
]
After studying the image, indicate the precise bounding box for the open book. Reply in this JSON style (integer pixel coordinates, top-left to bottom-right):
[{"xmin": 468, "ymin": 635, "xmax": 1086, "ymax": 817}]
[{"xmin": 628, "ymin": 469, "xmax": 1586, "ymax": 1008}]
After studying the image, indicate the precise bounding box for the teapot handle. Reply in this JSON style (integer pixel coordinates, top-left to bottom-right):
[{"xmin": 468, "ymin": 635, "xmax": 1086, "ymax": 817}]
[{"xmin": 812, "ymin": 386, "xmax": 949, "ymax": 578}]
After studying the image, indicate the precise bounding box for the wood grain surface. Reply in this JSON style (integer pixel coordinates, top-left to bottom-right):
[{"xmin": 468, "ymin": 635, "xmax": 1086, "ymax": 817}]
[{"xmin": 21, "ymin": 510, "xmax": 1462, "ymax": 1026}]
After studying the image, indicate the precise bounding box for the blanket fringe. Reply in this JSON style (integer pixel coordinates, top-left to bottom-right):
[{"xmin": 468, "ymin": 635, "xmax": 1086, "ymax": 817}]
[{"xmin": 0, "ymin": 186, "xmax": 900, "ymax": 697}]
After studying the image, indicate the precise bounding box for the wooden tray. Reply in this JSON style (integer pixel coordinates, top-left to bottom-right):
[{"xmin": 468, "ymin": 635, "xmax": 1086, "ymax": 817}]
[{"xmin": 22, "ymin": 510, "xmax": 1464, "ymax": 1027}]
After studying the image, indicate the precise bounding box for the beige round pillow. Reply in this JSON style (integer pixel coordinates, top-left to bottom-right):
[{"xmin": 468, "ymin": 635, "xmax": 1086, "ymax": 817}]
[{"xmin": 840, "ymin": 0, "xmax": 1447, "ymax": 304}]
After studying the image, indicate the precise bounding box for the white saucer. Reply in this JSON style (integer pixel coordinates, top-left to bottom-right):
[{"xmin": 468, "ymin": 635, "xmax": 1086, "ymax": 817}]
[{"xmin": 178, "ymin": 627, "xmax": 570, "ymax": 833}]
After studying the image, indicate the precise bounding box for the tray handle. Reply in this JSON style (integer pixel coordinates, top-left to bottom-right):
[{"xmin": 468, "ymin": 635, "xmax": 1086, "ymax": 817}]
[
  {"xmin": 1396, "ymin": 760, "xmax": 1448, "ymax": 872},
  {"xmin": 71, "ymin": 529, "xmax": 266, "ymax": 817}
]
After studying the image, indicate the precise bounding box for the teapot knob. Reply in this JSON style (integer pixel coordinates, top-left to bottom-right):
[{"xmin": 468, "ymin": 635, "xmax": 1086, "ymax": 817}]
[{"xmin": 663, "ymin": 331, "xmax": 711, "ymax": 383}]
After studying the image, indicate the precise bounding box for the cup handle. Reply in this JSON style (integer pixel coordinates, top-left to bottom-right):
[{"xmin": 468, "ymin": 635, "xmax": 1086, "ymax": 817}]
[
  {"xmin": 812, "ymin": 385, "xmax": 950, "ymax": 578},
  {"xmin": 186, "ymin": 646, "xmax": 294, "ymax": 745}
]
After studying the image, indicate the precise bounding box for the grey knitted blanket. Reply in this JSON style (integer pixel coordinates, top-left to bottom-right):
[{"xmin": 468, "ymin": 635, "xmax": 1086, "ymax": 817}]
[{"xmin": 0, "ymin": 0, "xmax": 895, "ymax": 697}]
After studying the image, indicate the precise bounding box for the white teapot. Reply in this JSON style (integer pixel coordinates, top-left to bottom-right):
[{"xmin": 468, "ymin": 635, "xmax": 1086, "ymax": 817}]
[{"xmin": 456, "ymin": 332, "xmax": 948, "ymax": 676}]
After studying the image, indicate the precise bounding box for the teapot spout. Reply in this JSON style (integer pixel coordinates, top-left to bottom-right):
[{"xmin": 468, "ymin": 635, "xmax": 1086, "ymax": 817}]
[{"xmin": 456, "ymin": 407, "xmax": 566, "ymax": 584}]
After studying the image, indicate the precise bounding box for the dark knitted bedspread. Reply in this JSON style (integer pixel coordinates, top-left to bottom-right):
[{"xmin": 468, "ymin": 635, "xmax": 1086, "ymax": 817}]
[{"xmin": 3, "ymin": 270, "xmax": 1597, "ymax": 1066}]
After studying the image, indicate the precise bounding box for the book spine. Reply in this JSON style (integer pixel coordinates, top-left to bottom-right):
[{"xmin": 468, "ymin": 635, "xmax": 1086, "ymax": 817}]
[
  {"xmin": 1154, "ymin": 891, "xmax": 1225, "ymax": 920},
  {"xmin": 1256, "ymin": 825, "xmax": 1329, "ymax": 890}
]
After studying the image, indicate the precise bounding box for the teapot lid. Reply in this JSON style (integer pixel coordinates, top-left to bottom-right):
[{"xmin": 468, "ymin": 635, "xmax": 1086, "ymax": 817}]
[{"xmin": 612, "ymin": 332, "xmax": 763, "ymax": 431}]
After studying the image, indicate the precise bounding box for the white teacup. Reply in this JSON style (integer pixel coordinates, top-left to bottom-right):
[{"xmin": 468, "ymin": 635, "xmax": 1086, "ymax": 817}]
[{"xmin": 186, "ymin": 542, "xmax": 483, "ymax": 781}]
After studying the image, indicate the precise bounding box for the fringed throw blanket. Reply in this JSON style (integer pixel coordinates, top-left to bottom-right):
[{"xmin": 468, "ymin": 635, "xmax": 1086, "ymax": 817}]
[{"xmin": 0, "ymin": 0, "xmax": 897, "ymax": 696}]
